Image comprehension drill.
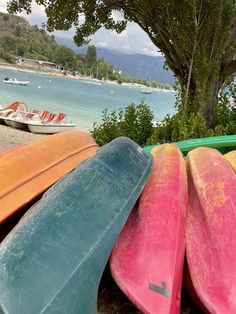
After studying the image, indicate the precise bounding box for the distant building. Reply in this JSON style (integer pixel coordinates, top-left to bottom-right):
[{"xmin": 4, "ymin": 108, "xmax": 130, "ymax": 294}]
[{"xmin": 16, "ymin": 57, "xmax": 64, "ymax": 71}]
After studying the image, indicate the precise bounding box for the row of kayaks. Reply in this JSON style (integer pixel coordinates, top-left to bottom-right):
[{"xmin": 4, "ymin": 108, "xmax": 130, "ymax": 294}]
[{"xmin": 1, "ymin": 132, "xmax": 236, "ymax": 313}]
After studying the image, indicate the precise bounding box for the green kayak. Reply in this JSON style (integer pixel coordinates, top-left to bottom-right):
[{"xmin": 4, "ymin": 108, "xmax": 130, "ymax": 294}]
[
  {"xmin": 144, "ymin": 135, "xmax": 236, "ymax": 155},
  {"xmin": 0, "ymin": 137, "xmax": 152, "ymax": 314}
]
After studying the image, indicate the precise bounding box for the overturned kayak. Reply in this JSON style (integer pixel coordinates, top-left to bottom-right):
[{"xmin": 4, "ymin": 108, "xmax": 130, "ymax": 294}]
[
  {"xmin": 224, "ymin": 150, "xmax": 236, "ymax": 172},
  {"xmin": 110, "ymin": 144, "xmax": 187, "ymax": 313},
  {"xmin": 0, "ymin": 130, "xmax": 98, "ymax": 223},
  {"xmin": 0, "ymin": 137, "xmax": 152, "ymax": 314},
  {"xmin": 185, "ymin": 147, "xmax": 236, "ymax": 313},
  {"xmin": 144, "ymin": 135, "xmax": 236, "ymax": 155}
]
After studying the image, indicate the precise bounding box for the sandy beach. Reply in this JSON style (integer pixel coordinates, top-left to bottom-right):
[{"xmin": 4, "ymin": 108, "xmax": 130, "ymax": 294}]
[{"xmin": 0, "ymin": 124, "xmax": 45, "ymax": 152}]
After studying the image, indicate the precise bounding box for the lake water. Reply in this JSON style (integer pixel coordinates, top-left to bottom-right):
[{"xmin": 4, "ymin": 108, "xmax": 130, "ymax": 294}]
[{"xmin": 0, "ymin": 68, "xmax": 176, "ymax": 131}]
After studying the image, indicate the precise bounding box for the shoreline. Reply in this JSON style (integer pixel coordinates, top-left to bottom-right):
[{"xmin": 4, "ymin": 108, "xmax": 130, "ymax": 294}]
[{"xmin": 0, "ymin": 62, "xmax": 175, "ymax": 93}]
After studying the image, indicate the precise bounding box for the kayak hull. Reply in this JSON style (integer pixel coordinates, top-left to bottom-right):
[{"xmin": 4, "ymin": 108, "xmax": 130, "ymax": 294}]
[
  {"xmin": 144, "ymin": 135, "xmax": 236, "ymax": 155},
  {"xmin": 110, "ymin": 144, "xmax": 188, "ymax": 314},
  {"xmin": 0, "ymin": 137, "xmax": 152, "ymax": 314},
  {"xmin": 0, "ymin": 130, "xmax": 98, "ymax": 223},
  {"xmin": 185, "ymin": 147, "xmax": 236, "ymax": 313},
  {"xmin": 224, "ymin": 150, "xmax": 236, "ymax": 172}
]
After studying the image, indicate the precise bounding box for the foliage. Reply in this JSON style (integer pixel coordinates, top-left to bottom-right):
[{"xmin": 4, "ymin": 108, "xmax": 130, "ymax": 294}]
[
  {"xmin": 148, "ymin": 112, "xmax": 208, "ymax": 144},
  {"xmin": 148, "ymin": 78, "xmax": 236, "ymax": 144},
  {"xmin": 91, "ymin": 101, "xmax": 154, "ymax": 146},
  {"xmin": 91, "ymin": 76, "xmax": 236, "ymax": 147},
  {"xmin": 7, "ymin": 0, "xmax": 236, "ymax": 127},
  {"xmin": 85, "ymin": 45, "xmax": 97, "ymax": 69}
]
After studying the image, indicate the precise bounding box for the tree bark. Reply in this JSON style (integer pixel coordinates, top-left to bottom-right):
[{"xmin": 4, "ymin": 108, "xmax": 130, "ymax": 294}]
[{"xmin": 204, "ymin": 76, "xmax": 221, "ymax": 128}]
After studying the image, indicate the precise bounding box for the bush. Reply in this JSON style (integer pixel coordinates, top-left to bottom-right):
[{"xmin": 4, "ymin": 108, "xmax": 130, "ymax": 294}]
[
  {"xmin": 91, "ymin": 101, "xmax": 154, "ymax": 146},
  {"xmin": 147, "ymin": 112, "xmax": 208, "ymax": 144},
  {"xmin": 3, "ymin": 52, "xmax": 15, "ymax": 64},
  {"xmin": 92, "ymin": 78, "xmax": 236, "ymax": 147}
]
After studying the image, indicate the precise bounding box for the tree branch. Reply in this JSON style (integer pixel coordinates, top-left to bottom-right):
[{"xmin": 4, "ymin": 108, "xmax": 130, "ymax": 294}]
[
  {"xmin": 225, "ymin": 17, "xmax": 236, "ymax": 49},
  {"xmin": 221, "ymin": 59, "xmax": 236, "ymax": 82}
]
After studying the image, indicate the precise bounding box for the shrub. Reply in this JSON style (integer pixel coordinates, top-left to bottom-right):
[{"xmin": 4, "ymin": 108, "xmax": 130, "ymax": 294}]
[
  {"xmin": 148, "ymin": 112, "xmax": 208, "ymax": 144},
  {"xmin": 92, "ymin": 78, "xmax": 236, "ymax": 147},
  {"xmin": 91, "ymin": 101, "xmax": 154, "ymax": 146}
]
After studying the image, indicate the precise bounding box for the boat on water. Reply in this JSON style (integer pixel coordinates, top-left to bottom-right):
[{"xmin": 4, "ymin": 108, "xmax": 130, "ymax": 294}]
[
  {"xmin": 3, "ymin": 77, "xmax": 30, "ymax": 86},
  {"xmin": 140, "ymin": 87, "xmax": 153, "ymax": 94},
  {"xmin": 82, "ymin": 79, "xmax": 102, "ymax": 85}
]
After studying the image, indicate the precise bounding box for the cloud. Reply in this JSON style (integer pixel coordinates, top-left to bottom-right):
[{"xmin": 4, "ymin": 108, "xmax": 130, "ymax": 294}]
[
  {"xmin": 2, "ymin": 1, "xmax": 161, "ymax": 56},
  {"xmin": 0, "ymin": 3, "xmax": 7, "ymax": 13},
  {"xmin": 89, "ymin": 24, "xmax": 161, "ymax": 56}
]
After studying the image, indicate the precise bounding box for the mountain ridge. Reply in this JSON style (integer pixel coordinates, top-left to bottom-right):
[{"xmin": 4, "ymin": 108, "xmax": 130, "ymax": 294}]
[{"xmin": 55, "ymin": 37, "xmax": 175, "ymax": 85}]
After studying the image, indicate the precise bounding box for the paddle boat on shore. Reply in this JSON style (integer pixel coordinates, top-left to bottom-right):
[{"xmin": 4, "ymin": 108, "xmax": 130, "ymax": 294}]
[
  {"xmin": 3, "ymin": 77, "xmax": 30, "ymax": 86},
  {"xmin": 0, "ymin": 101, "xmax": 28, "ymax": 124},
  {"xmin": 27, "ymin": 120, "xmax": 76, "ymax": 134},
  {"xmin": 2, "ymin": 102, "xmax": 76, "ymax": 134}
]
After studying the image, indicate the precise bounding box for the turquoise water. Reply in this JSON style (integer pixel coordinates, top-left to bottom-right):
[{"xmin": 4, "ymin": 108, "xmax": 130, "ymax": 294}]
[{"xmin": 0, "ymin": 68, "xmax": 176, "ymax": 131}]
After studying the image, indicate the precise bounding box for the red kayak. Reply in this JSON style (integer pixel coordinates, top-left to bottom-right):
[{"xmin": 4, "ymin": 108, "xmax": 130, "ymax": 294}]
[
  {"xmin": 110, "ymin": 144, "xmax": 188, "ymax": 313},
  {"xmin": 185, "ymin": 147, "xmax": 236, "ymax": 313}
]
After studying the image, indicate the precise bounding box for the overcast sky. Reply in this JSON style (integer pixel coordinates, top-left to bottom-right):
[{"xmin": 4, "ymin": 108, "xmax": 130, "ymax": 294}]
[{"xmin": 1, "ymin": 1, "xmax": 161, "ymax": 56}]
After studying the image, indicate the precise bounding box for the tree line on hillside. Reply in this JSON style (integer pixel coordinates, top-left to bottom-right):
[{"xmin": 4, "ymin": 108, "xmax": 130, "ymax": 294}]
[{"xmin": 0, "ymin": 12, "xmax": 171, "ymax": 89}]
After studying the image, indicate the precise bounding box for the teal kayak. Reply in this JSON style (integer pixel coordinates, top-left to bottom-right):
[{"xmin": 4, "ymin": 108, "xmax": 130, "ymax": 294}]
[
  {"xmin": 144, "ymin": 135, "xmax": 236, "ymax": 155},
  {"xmin": 0, "ymin": 137, "xmax": 152, "ymax": 314}
]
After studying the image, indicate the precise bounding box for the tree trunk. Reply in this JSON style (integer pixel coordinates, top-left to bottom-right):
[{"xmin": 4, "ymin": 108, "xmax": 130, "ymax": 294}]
[
  {"xmin": 204, "ymin": 76, "xmax": 221, "ymax": 128},
  {"xmin": 179, "ymin": 71, "xmax": 221, "ymax": 128}
]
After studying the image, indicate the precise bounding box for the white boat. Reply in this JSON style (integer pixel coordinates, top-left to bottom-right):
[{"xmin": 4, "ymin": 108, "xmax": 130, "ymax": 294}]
[
  {"xmin": 27, "ymin": 122, "xmax": 76, "ymax": 134},
  {"xmin": 82, "ymin": 79, "xmax": 102, "ymax": 86},
  {"xmin": 140, "ymin": 88, "xmax": 153, "ymax": 94},
  {"xmin": 3, "ymin": 77, "xmax": 30, "ymax": 86},
  {"xmin": 0, "ymin": 101, "xmax": 28, "ymax": 125},
  {"xmin": 4, "ymin": 110, "xmax": 76, "ymax": 134},
  {"xmin": 3, "ymin": 113, "xmax": 30, "ymax": 130}
]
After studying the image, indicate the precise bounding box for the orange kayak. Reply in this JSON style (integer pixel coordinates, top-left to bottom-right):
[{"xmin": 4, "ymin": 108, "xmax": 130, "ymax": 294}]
[{"xmin": 0, "ymin": 130, "xmax": 98, "ymax": 223}]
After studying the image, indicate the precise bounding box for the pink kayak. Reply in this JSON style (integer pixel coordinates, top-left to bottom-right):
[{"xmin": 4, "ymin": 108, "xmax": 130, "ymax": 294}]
[
  {"xmin": 110, "ymin": 144, "xmax": 188, "ymax": 313},
  {"xmin": 185, "ymin": 147, "xmax": 236, "ymax": 313}
]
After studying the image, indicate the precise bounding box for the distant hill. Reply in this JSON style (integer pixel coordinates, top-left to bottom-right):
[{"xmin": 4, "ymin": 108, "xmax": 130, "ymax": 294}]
[
  {"xmin": 55, "ymin": 37, "xmax": 175, "ymax": 85},
  {"xmin": 0, "ymin": 12, "xmax": 59, "ymax": 63}
]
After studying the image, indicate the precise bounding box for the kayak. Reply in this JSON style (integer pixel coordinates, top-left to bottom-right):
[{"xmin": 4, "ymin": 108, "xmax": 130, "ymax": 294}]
[
  {"xmin": 110, "ymin": 144, "xmax": 188, "ymax": 313},
  {"xmin": 144, "ymin": 135, "xmax": 236, "ymax": 155},
  {"xmin": 0, "ymin": 137, "xmax": 152, "ymax": 314},
  {"xmin": 224, "ymin": 150, "xmax": 236, "ymax": 172},
  {"xmin": 0, "ymin": 130, "xmax": 98, "ymax": 224},
  {"xmin": 185, "ymin": 147, "xmax": 236, "ymax": 313}
]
